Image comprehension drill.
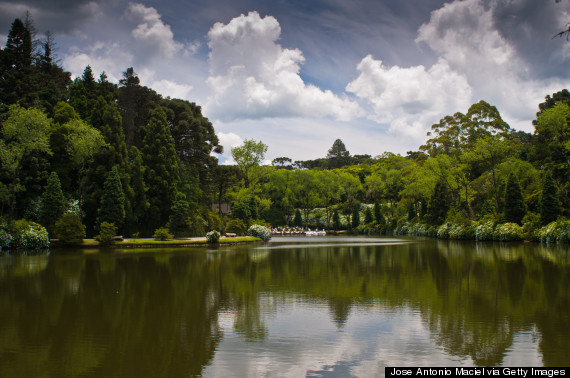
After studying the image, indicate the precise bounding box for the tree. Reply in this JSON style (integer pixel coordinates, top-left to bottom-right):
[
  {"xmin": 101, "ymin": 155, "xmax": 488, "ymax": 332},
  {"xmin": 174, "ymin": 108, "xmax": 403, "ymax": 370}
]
[
  {"xmin": 352, "ymin": 204, "xmax": 360, "ymax": 229},
  {"xmin": 231, "ymin": 139, "xmax": 268, "ymax": 188},
  {"xmin": 374, "ymin": 202, "xmax": 382, "ymax": 223},
  {"xmin": 54, "ymin": 213, "xmax": 85, "ymax": 245},
  {"xmin": 98, "ymin": 166, "xmax": 125, "ymax": 229},
  {"xmin": 540, "ymin": 170, "xmax": 560, "ymax": 225},
  {"xmin": 504, "ymin": 172, "xmax": 526, "ymax": 225},
  {"xmin": 333, "ymin": 210, "xmax": 341, "ymax": 230},
  {"xmin": 293, "ymin": 209, "xmax": 303, "ymax": 227},
  {"xmin": 127, "ymin": 146, "xmax": 148, "ymax": 233},
  {"xmin": 0, "ymin": 18, "xmax": 34, "ymax": 106},
  {"xmin": 142, "ymin": 108, "xmax": 180, "ymax": 228},
  {"xmin": 427, "ymin": 179, "xmax": 451, "ymax": 225},
  {"xmin": 365, "ymin": 207, "xmax": 374, "ymax": 224},
  {"xmin": 0, "ymin": 105, "xmax": 52, "ymax": 217},
  {"xmin": 169, "ymin": 192, "xmax": 190, "ymax": 235},
  {"xmin": 326, "ymin": 139, "xmax": 351, "ymax": 168},
  {"xmin": 39, "ymin": 172, "xmax": 66, "ymax": 231}
]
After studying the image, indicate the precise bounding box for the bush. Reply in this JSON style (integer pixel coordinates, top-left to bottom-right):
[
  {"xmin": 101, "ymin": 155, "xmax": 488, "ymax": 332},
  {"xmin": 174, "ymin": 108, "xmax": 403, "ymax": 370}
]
[
  {"xmin": 475, "ymin": 221, "xmax": 495, "ymax": 241},
  {"xmin": 522, "ymin": 212, "xmax": 541, "ymax": 242},
  {"xmin": 153, "ymin": 227, "xmax": 173, "ymax": 241},
  {"xmin": 54, "ymin": 214, "xmax": 85, "ymax": 245},
  {"xmin": 0, "ymin": 224, "xmax": 12, "ymax": 249},
  {"xmin": 493, "ymin": 223, "xmax": 524, "ymax": 241},
  {"xmin": 206, "ymin": 230, "xmax": 221, "ymax": 243},
  {"xmin": 448, "ymin": 223, "xmax": 476, "ymax": 240},
  {"xmin": 9, "ymin": 220, "xmax": 50, "ymax": 249},
  {"xmin": 437, "ymin": 222, "xmax": 453, "ymax": 239},
  {"xmin": 96, "ymin": 222, "xmax": 117, "ymax": 245},
  {"xmin": 247, "ymin": 224, "xmax": 271, "ymax": 241},
  {"xmin": 538, "ymin": 220, "xmax": 570, "ymax": 244},
  {"xmin": 225, "ymin": 219, "xmax": 247, "ymax": 235}
]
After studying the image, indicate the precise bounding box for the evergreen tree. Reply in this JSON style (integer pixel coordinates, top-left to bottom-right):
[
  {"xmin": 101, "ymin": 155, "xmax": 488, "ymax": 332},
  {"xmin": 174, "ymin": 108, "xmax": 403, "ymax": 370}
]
[
  {"xmin": 127, "ymin": 146, "xmax": 148, "ymax": 233},
  {"xmin": 427, "ymin": 179, "xmax": 451, "ymax": 225},
  {"xmin": 169, "ymin": 192, "xmax": 190, "ymax": 236},
  {"xmin": 326, "ymin": 139, "xmax": 351, "ymax": 169},
  {"xmin": 364, "ymin": 207, "xmax": 374, "ymax": 224},
  {"xmin": 407, "ymin": 203, "xmax": 416, "ymax": 221},
  {"xmin": 0, "ymin": 18, "xmax": 34, "ymax": 106},
  {"xmin": 352, "ymin": 203, "xmax": 360, "ymax": 229},
  {"xmin": 142, "ymin": 108, "xmax": 180, "ymax": 228},
  {"xmin": 374, "ymin": 202, "xmax": 382, "ymax": 223},
  {"xmin": 333, "ymin": 209, "xmax": 340, "ymax": 230},
  {"xmin": 293, "ymin": 209, "xmax": 303, "ymax": 227},
  {"xmin": 540, "ymin": 170, "xmax": 560, "ymax": 225},
  {"xmin": 504, "ymin": 172, "xmax": 526, "ymax": 225},
  {"xmin": 39, "ymin": 172, "xmax": 66, "ymax": 230},
  {"xmin": 98, "ymin": 166, "xmax": 125, "ymax": 229}
]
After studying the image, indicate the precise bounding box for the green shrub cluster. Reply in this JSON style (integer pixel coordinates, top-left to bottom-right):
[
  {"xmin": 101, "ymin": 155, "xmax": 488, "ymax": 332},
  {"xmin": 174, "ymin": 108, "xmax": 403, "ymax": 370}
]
[
  {"xmin": 153, "ymin": 227, "xmax": 173, "ymax": 241},
  {"xmin": 247, "ymin": 224, "xmax": 271, "ymax": 241},
  {"xmin": 0, "ymin": 225, "xmax": 13, "ymax": 249},
  {"xmin": 54, "ymin": 214, "xmax": 85, "ymax": 245},
  {"xmin": 475, "ymin": 221, "xmax": 495, "ymax": 241},
  {"xmin": 225, "ymin": 219, "xmax": 247, "ymax": 235},
  {"xmin": 538, "ymin": 220, "xmax": 570, "ymax": 244},
  {"xmin": 7, "ymin": 220, "xmax": 50, "ymax": 249},
  {"xmin": 96, "ymin": 222, "xmax": 117, "ymax": 245},
  {"xmin": 493, "ymin": 223, "xmax": 524, "ymax": 241},
  {"xmin": 206, "ymin": 230, "xmax": 221, "ymax": 243}
]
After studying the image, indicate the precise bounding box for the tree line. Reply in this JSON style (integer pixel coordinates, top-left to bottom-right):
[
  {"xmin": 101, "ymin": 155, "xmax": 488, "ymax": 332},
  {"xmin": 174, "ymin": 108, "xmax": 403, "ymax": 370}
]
[{"xmin": 1, "ymin": 15, "xmax": 569, "ymax": 243}]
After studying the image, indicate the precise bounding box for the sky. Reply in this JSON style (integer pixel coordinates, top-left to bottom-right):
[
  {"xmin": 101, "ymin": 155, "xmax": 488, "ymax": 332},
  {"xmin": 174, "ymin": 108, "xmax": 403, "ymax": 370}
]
[{"xmin": 1, "ymin": 0, "xmax": 570, "ymax": 164}]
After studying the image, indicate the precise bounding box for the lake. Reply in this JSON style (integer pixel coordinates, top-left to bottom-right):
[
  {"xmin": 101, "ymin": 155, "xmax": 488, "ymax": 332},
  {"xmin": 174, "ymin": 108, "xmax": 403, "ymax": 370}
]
[{"xmin": 1, "ymin": 236, "xmax": 569, "ymax": 377}]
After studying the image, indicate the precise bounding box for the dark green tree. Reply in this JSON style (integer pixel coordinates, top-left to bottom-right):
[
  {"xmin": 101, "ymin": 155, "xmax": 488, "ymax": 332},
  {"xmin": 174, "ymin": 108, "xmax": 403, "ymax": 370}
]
[
  {"xmin": 98, "ymin": 166, "xmax": 125, "ymax": 229},
  {"xmin": 504, "ymin": 172, "xmax": 526, "ymax": 225},
  {"xmin": 169, "ymin": 192, "xmax": 190, "ymax": 236},
  {"xmin": 54, "ymin": 213, "xmax": 85, "ymax": 245},
  {"xmin": 540, "ymin": 170, "xmax": 561, "ymax": 225},
  {"xmin": 427, "ymin": 179, "xmax": 451, "ymax": 225},
  {"xmin": 127, "ymin": 146, "xmax": 148, "ymax": 233},
  {"xmin": 39, "ymin": 172, "xmax": 66, "ymax": 230},
  {"xmin": 352, "ymin": 203, "xmax": 360, "ymax": 229},
  {"xmin": 326, "ymin": 139, "xmax": 351, "ymax": 169},
  {"xmin": 142, "ymin": 108, "xmax": 180, "ymax": 228},
  {"xmin": 365, "ymin": 207, "xmax": 374, "ymax": 224},
  {"xmin": 293, "ymin": 209, "xmax": 303, "ymax": 227},
  {"xmin": 333, "ymin": 209, "xmax": 341, "ymax": 230},
  {"xmin": 374, "ymin": 202, "xmax": 382, "ymax": 223}
]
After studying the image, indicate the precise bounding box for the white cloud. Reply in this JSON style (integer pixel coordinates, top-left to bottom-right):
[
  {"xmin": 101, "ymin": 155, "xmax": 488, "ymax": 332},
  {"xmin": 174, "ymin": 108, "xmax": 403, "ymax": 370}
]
[
  {"xmin": 64, "ymin": 41, "xmax": 134, "ymax": 82},
  {"xmin": 205, "ymin": 11, "xmax": 362, "ymax": 122},
  {"xmin": 216, "ymin": 131, "xmax": 244, "ymax": 165},
  {"xmin": 123, "ymin": 2, "xmax": 183, "ymax": 61},
  {"xmin": 346, "ymin": 55, "xmax": 472, "ymax": 140}
]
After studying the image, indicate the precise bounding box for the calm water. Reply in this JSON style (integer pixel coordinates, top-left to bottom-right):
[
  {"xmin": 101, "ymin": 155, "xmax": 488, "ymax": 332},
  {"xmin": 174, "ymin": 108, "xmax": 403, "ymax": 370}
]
[{"xmin": 1, "ymin": 236, "xmax": 569, "ymax": 377}]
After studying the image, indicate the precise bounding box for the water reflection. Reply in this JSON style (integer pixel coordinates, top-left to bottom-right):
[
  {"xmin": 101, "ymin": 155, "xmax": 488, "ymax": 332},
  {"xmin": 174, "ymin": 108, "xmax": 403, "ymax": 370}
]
[{"xmin": 0, "ymin": 239, "xmax": 569, "ymax": 377}]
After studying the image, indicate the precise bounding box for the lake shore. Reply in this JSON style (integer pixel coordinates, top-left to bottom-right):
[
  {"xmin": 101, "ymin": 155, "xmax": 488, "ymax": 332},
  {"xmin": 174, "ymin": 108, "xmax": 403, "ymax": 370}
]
[{"xmin": 50, "ymin": 236, "xmax": 263, "ymax": 249}]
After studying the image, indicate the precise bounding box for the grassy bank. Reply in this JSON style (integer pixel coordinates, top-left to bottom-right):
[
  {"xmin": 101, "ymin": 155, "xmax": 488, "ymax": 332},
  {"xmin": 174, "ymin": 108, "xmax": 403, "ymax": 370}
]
[{"xmin": 55, "ymin": 236, "xmax": 263, "ymax": 249}]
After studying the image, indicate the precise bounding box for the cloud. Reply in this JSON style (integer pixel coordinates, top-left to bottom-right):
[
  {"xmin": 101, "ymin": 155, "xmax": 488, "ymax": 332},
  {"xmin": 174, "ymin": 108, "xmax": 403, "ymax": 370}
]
[
  {"xmin": 346, "ymin": 55, "xmax": 472, "ymax": 139},
  {"xmin": 123, "ymin": 2, "xmax": 184, "ymax": 61},
  {"xmin": 205, "ymin": 11, "xmax": 362, "ymax": 122},
  {"xmin": 216, "ymin": 131, "xmax": 243, "ymax": 165},
  {"xmin": 64, "ymin": 41, "xmax": 134, "ymax": 83}
]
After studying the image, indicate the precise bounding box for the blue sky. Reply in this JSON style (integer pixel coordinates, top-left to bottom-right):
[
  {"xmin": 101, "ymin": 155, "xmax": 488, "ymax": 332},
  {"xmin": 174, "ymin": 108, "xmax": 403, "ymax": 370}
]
[{"xmin": 1, "ymin": 0, "xmax": 570, "ymax": 163}]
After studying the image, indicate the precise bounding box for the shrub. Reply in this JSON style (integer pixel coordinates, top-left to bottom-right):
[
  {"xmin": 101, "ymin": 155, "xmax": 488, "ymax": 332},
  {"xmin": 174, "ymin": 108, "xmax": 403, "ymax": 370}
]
[
  {"xmin": 96, "ymin": 222, "xmax": 117, "ymax": 245},
  {"xmin": 449, "ymin": 223, "xmax": 476, "ymax": 240},
  {"xmin": 153, "ymin": 227, "xmax": 173, "ymax": 241},
  {"xmin": 522, "ymin": 212, "xmax": 541, "ymax": 242},
  {"xmin": 9, "ymin": 220, "xmax": 50, "ymax": 249},
  {"xmin": 493, "ymin": 223, "xmax": 524, "ymax": 241},
  {"xmin": 225, "ymin": 219, "xmax": 247, "ymax": 235},
  {"xmin": 437, "ymin": 222, "xmax": 454, "ymax": 239},
  {"xmin": 54, "ymin": 214, "xmax": 86, "ymax": 245},
  {"xmin": 206, "ymin": 230, "xmax": 221, "ymax": 243},
  {"xmin": 538, "ymin": 220, "xmax": 570, "ymax": 244},
  {"xmin": 0, "ymin": 228, "xmax": 12, "ymax": 249},
  {"xmin": 475, "ymin": 221, "xmax": 495, "ymax": 241},
  {"xmin": 248, "ymin": 224, "xmax": 271, "ymax": 241}
]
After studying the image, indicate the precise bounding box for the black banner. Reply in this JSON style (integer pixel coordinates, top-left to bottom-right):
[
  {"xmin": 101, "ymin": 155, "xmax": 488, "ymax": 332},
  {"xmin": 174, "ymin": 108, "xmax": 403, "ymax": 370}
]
[{"xmin": 385, "ymin": 368, "xmax": 569, "ymax": 378}]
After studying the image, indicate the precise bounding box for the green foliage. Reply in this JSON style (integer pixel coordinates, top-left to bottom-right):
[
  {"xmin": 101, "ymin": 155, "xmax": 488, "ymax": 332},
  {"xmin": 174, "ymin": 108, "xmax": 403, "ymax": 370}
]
[
  {"xmin": 504, "ymin": 172, "xmax": 526, "ymax": 224},
  {"xmin": 247, "ymin": 224, "xmax": 271, "ymax": 241},
  {"xmin": 293, "ymin": 209, "xmax": 303, "ymax": 227},
  {"xmin": 54, "ymin": 213, "xmax": 85, "ymax": 245},
  {"xmin": 0, "ymin": 224, "xmax": 13, "ymax": 248},
  {"xmin": 98, "ymin": 166, "xmax": 125, "ymax": 228},
  {"xmin": 225, "ymin": 219, "xmax": 247, "ymax": 235},
  {"xmin": 351, "ymin": 204, "xmax": 360, "ymax": 228},
  {"xmin": 540, "ymin": 170, "xmax": 561, "ymax": 225},
  {"xmin": 373, "ymin": 202, "xmax": 382, "ymax": 222},
  {"xmin": 9, "ymin": 220, "xmax": 50, "ymax": 249},
  {"xmin": 205, "ymin": 230, "xmax": 221, "ymax": 243},
  {"xmin": 364, "ymin": 207, "xmax": 374, "ymax": 224},
  {"xmin": 205, "ymin": 210, "xmax": 222, "ymax": 232},
  {"xmin": 153, "ymin": 227, "xmax": 173, "ymax": 241},
  {"xmin": 538, "ymin": 220, "xmax": 570, "ymax": 244},
  {"xmin": 39, "ymin": 171, "xmax": 66, "ymax": 229},
  {"xmin": 231, "ymin": 139, "xmax": 268, "ymax": 188},
  {"xmin": 427, "ymin": 179, "xmax": 451, "ymax": 225},
  {"xmin": 168, "ymin": 192, "xmax": 190, "ymax": 235},
  {"xmin": 493, "ymin": 223, "xmax": 524, "ymax": 241},
  {"xmin": 333, "ymin": 210, "xmax": 341, "ymax": 230},
  {"xmin": 95, "ymin": 222, "xmax": 117, "ymax": 245},
  {"xmin": 522, "ymin": 213, "xmax": 541, "ymax": 242}
]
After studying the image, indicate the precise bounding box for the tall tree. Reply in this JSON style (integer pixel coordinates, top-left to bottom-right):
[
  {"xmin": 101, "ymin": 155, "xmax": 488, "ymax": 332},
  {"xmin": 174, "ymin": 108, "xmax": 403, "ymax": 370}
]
[
  {"xmin": 142, "ymin": 108, "xmax": 180, "ymax": 228},
  {"xmin": 98, "ymin": 166, "xmax": 125, "ymax": 229},
  {"xmin": 231, "ymin": 139, "xmax": 268, "ymax": 188},
  {"xmin": 39, "ymin": 171, "xmax": 66, "ymax": 231},
  {"xmin": 427, "ymin": 179, "xmax": 451, "ymax": 225},
  {"xmin": 326, "ymin": 139, "xmax": 351, "ymax": 168},
  {"xmin": 540, "ymin": 170, "xmax": 561, "ymax": 225},
  {"xmin": 504, "ymin": 172, "xmax": 526, "ymax": 225}
]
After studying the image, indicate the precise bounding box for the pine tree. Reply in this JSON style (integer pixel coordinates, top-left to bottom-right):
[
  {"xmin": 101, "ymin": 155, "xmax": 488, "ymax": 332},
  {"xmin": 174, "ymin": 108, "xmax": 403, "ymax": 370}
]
[
  {"xmin": 352, "ymin": 203, "xmax": 360, "ymax": 229},
  {"xmin": 169, "ymin": 192, "xmax": 190, "ymax": 235},
  {"xmin": 293, "ymin": 209, "xmax": 303, "ymax": 227},
  {"xmin": 98, "ymin": 166, "xmax": 125, "ymax": 229},
  {"xmin": 427, "ymin": 179, "xmax": 450, "ymax": 225},
  {"xmin": 504, "ymin": 172, "xmax": 526, "ymax": 225},
  {"xmin": 142, "ymin": 108, "xmax": 180, "ymax": 229},
  {"xmin": 374, "ymin": 202, "xmax": 382, "ymax": 223},
  {"xmin": 127, "ymin": 146, "xmax": 148, "ymax": 233},
  {"xmin": 333, "ymin": 209, "xmax": 340, "ymax": 230},
  {"xmin": 365, "ymin": 207, "xmax": 374, "ymax": 224},
  {"xmin": 540, "ymin": 170, "xmax": 560, "ymax": 225},
  {"xmin": 39, "ymin": 172, "xmax": 66, "ymax": 230}
]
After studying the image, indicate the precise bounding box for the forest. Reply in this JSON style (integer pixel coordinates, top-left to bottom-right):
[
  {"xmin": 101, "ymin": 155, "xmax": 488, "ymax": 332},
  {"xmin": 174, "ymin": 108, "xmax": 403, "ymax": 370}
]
[{"xmin": 0, "ymin": 16, "xmax": 569, "ymax": 247}]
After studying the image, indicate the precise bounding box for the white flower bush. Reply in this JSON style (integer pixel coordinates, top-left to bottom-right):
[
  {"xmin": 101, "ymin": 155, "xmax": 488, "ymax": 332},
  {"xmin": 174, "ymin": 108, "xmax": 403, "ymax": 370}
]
[
  {"xmin": 538, "ymin": 220, "xmax": 570, "ymax": 244},
  {"xmin": 0, "ymin": 228, "xmax": 12, "ymax": 249},
  {"xmin": 475, "ymin": 221, "xmax": 495, "ymax": 241},
  {"xmin": 206, "ymin": 230, "xmax": 221, "ymax": 243},
  {"xmin": 493, "ymin": 223, "xmax": 524, "ymax": 242},
  {"xmin": 248, "ymin": 224, "xmax": 271, "ymax": 241},
  {"xmin": 17, "ymin": 224, "xmax": 50, "ymax": 249}
]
